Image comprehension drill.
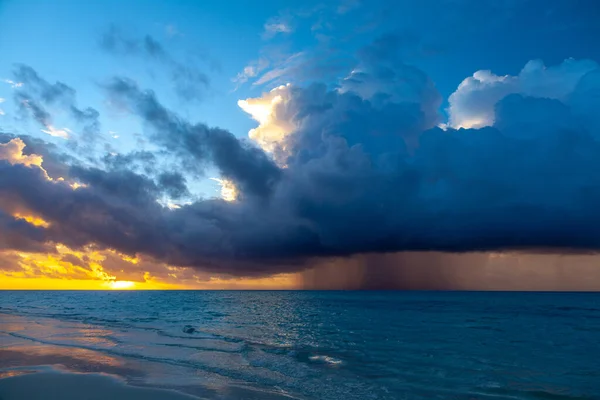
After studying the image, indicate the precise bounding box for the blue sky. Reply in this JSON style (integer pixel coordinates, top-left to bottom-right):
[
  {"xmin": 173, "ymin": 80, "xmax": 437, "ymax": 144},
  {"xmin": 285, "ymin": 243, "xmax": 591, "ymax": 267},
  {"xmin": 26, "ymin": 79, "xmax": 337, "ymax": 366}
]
[
  {"xmin": 0, "ymin": 0, "xmax": 281, "ymax": 195},
  {"xmin": 2, "ymin": 0, "xmax": 598, "ymax": 143}
]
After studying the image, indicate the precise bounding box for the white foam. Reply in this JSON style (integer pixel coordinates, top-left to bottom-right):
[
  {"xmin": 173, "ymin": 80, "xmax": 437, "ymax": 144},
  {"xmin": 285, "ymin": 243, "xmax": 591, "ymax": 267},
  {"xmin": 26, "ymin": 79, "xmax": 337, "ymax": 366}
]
[{"xmin": 308, "ymin": 355, "xmax": 343, "ymax": 365}]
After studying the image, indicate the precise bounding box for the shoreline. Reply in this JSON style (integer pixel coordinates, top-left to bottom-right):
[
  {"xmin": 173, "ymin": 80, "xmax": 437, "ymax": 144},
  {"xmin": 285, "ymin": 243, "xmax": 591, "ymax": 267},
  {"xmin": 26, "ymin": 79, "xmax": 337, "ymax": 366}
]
[
  {"xmin": 0, "ymin": 338, "xmax": 303, "ymax": 400},
  {"xmin": 0, "ymin": 366, "xmax": 202, "ymax": 400}
]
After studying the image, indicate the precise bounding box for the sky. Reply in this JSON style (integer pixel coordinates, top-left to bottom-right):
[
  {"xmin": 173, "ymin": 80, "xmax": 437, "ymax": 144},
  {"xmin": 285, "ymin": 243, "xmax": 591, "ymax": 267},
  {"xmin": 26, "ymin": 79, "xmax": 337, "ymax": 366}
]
[{"xmin": 1, "ymin": 0, "xmax": 600, "ymax": 290}]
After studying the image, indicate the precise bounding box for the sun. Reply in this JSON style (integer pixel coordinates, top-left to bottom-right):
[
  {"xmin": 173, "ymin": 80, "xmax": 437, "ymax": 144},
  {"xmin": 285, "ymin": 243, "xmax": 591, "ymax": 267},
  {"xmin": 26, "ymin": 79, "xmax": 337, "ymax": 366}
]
[{"xmin": 108, "ymin": 280, "xmax": 136, "ymax": 290}]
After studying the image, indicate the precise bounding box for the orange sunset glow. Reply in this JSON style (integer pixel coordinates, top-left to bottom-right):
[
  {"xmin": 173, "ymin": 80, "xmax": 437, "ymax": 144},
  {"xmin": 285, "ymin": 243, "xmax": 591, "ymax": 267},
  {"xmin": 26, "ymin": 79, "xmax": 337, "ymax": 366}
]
[{"xmin": 0, "ymin": 241, "xmax": 299, "ymax": 290}]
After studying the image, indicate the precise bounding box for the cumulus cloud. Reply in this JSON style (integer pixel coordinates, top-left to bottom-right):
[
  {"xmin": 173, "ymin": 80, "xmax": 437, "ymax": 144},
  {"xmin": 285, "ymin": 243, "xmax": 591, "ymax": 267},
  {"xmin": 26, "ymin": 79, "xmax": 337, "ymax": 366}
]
[
  {"xmin": 100, "ymin": 26, "xmax": 210, "ymax": 101},
  {"xmin": 570, "ymin": 68, "xmax": 600, "ymax": 135},
  {"xmin": 0, "ymin": 98, "xmax": 5, "ymax": 116},
  {"xmin": 239, "ymin": 50, "xmax": 440, "ymax": 162},
  {"xmin": 448, "ymin": 58, "xmax": 598, "ymax": 128},
  {"xmin": 2, "ymin": 54, "xmax": 600, "ymax": 280},
  {"xmin": 157, "ymin": 171, "xmax": 189, "ymax": 200},
  {"xmin": 237, "ymin": 84, "xmax": 294, "ymax": 157},
  {"xmin": 0, "ymin": 138, "xmax": 44, "ymax": 167},
  {"xmin": 0, "ymin": 132, "xmax": 71, "ymax": 180}
]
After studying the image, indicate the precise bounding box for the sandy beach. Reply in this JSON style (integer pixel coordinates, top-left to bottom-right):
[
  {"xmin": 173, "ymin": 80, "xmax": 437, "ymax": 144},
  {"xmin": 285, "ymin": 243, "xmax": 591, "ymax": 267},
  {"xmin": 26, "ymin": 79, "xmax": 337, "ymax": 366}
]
[{"xmin": 0, "ymin": 367, "xmax": 202, "ymax": 400}]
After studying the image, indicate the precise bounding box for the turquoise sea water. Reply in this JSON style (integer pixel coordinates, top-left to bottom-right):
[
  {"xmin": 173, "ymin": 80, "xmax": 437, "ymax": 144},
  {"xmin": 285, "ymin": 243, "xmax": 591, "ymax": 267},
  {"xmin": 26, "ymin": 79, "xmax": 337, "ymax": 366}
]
[{"xmin": 0, "ymin": 291, "xmax": 599, "ymax": 399}]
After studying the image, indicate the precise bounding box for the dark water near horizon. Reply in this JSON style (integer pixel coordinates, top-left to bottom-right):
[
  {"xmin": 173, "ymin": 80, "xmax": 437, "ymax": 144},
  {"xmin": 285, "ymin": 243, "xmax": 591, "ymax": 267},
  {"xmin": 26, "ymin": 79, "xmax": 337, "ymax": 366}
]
[{"xmin": 1, "ymin": 291, "xmax": 599, "ymax": 399}]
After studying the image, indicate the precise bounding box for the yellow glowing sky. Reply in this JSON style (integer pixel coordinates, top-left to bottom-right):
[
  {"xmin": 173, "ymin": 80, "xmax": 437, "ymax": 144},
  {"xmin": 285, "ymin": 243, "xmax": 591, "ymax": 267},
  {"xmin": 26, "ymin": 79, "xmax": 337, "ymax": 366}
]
[
  {"xmin": 0, "ymin": 275, "xmax": 299, "ymax": 290},
  {"xmin": 0, "ymin": 268, "xmax": 299, "ymax": 290},
  {"xmin": 0, "ymin": 137, "xmax": 301, "ymax": 290},
  {"xmin": 0, "ymin": 247, "xmax": 299, "ymax": 290},
  {"xmin": 0, "ymin": 241, "xmax": 299, "ymax": 290}
]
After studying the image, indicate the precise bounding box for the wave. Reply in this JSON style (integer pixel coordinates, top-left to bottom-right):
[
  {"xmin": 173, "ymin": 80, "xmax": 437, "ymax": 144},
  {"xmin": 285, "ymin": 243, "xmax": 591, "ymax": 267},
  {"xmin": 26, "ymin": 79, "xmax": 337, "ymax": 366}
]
[
  {"xmin": 0, "ymin": 330, "xmax": 282, "ymax": 387},
  {"xmin": 308, "ymin": 355, "xmax": 343, "ymax": 366}
]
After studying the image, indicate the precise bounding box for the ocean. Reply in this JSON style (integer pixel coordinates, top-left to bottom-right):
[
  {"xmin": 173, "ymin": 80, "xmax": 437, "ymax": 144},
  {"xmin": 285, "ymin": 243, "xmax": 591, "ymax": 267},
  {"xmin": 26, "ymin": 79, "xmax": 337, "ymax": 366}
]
[{"xmin": 0, "ymin": 291, "xmax": 598, "ymax": 399}]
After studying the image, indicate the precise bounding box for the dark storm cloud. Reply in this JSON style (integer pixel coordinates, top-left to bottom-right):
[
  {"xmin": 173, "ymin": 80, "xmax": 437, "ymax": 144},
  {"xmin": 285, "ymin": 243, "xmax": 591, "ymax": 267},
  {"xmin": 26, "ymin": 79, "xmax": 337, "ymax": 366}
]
[
  {"xmin": 105, "ymin": 77, "xmax": 281, "ymax": 198},
  {"xmin": 0, "ymin": 160, "xmax": 169, "ymax": 256},
  {"xmin": 100, "ymin": 26, "xmax": 210, "ymax": 101},
  {"xmin": 102, "ymin": 150, "xmax": 159, "ymax": 175},
  {"xmin": 2, "ymin": 44, "xmax": 600, "ymax": 277},
  {"xmin": 157, "ymin": 172, "xmax": 189, "ymax": 200},
  {"xmin": 0, "ymin": 154, "xmax": 312, "ymax": 273},
  {"xmin": 12, "ymin": 65, "xmax": 101, "ymax": 139},
  {"xmin": 71, "ymin": 165, "xmax": 187, "ymax": 205},
  {"xmin": 69, "ymin": 166, "xmax": 162, "ymax": 202},
  {"xmin": 298, "ymin": 252, "xmax": 600, "ymax": 291},
  {"xmin": 0, "ymin": 208, "xmax": 50, "ymax": 253}
]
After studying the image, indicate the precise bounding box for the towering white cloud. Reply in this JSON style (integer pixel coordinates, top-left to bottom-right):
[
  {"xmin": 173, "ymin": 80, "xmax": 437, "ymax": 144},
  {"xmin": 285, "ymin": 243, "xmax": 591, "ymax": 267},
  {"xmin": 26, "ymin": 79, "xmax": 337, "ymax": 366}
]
[
  {"xmin": 238, "ymin": 84, "xmax": 295, "ymax": 160},
  {"xmin": 448, "ymin": 58, "xmax": 599, "ymax": 129}
]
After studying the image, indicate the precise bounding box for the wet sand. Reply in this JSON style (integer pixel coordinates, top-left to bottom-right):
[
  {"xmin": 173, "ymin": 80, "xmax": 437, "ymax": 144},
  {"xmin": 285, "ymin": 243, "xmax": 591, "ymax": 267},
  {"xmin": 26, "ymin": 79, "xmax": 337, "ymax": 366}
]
[{"xmin": 0, "ymin": 368, "xmax": 203, "ymax": 400}]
